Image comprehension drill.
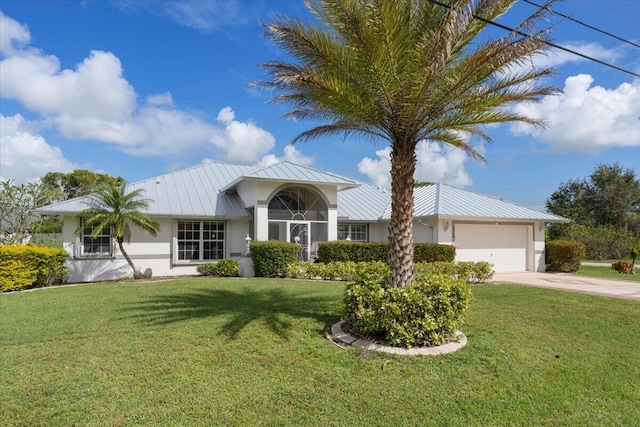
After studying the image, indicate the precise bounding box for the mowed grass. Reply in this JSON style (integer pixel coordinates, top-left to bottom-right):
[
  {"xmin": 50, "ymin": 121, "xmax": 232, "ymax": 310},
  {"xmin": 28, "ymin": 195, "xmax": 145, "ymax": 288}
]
[
  {"xmin": 578, "ymin": 265, "xmax": 640, "ymax": 282},
  {"xmin": 2, "ymin": 278, "xmax": 639, "ymax": 426}
]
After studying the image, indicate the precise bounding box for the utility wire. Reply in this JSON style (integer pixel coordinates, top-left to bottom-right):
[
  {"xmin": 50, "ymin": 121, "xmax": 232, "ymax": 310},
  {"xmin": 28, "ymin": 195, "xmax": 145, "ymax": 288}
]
[
  {"xmin": 426, "ymin": 0, "xmax": 640, "ymax": 79},
  {"xmin": 522, "ymin": 0, "xmax": 640, "ymax": 49}
]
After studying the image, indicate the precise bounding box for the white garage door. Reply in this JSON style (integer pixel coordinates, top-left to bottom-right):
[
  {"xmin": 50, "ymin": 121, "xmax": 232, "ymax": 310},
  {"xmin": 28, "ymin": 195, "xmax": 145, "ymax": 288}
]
[{"xmin": 454, "ymin": 224, "xmax": 530, "ymax": 272}]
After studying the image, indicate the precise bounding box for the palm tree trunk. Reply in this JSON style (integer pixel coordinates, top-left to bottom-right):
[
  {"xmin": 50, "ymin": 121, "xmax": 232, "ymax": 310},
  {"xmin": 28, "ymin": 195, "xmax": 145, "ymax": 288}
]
[
  {"xmin": 387, "ymin": 142, "xmax": 416, "ymax": 288},
  {"xmin": 117, "ymin": 238, "xmax": 140, "ymax": 278}
]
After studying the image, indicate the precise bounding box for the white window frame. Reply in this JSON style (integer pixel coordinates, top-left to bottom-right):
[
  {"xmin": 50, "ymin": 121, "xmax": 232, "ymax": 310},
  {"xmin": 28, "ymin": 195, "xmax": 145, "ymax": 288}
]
[
  {"xmin": 337, "ymin": 223, "xmax": 369, "ymax": 242},
  {"xmin": 175, "ymin": 220, "xmax": 226, "ymax": 263},
  {"xmin": 77, "ymin": 218, "xmax": 113, "ymax": 258}
]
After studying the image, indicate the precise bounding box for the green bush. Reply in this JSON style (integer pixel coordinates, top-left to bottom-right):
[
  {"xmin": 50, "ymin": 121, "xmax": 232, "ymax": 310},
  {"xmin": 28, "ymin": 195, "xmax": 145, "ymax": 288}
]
[
  {"xmin": 0, "ymin": 245, "xmax": 67, "ymax": 292},
  {"xmin": 413, "ymin": 243, "xmax": 456, "ymax": 263},
  {"xmin": 196, "ymin": 263, "xmax": 218, "ymax": 276},
  {"xmin": 547, "ymin": 223, "xmax": 634, "ymax": 260},
  {"xmin": 546, "ymin": 240, "xmax": 586, "ymax": 272},
  {"xmin": 317, "ymin": 242, "xmax": 387, "ymax": 263},
  {"xmin": 288, "ymin": 260, "xmax": 493, "ymax": 284},
  {"xmin": 250, "ymin": 241, "xmax": 298, "ymax": 278},
  {"xmin": 467, "ymin": 261, "xmax": 494, "ymax": 283},
  {"xmin": 414, "ymin": 261, "xmax": 494, "ymax": 284},
  {"xmin": 216, "ymin": 258, "xmax": 239, "ymax": 277},
  {"xmin": 286, "ymin": 261, "xmax": 391, "ymax": 281},
  {"xmin": 344, "ymin": 272, "xmax": 473, "ymax": 348},
  {"xmin": 317, "ymin": 241, "xmax": 455, "ymax": 263}
]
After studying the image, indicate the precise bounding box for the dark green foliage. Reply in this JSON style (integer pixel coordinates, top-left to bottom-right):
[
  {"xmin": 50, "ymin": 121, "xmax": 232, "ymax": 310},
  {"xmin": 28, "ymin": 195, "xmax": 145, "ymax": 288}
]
[
  {"xmin": 344, "ymin": 272, "xmax": 473, "ymax": 348},
  {"xmin": 250, "ymin": 241, "xmax": 298, "ymax": 277},
  {"xmin": 216, "ymin": 258, "xmax": 239, "ymax": 277},
  {"xmin": 0, "ymin": 245, "xmax": 67, "ymax": 292},
  {"xmin": 548, "ymin": 222, "xmax": 635, "ymax": 260},
  {"xmin": 317, "ymin": 241, "xmax": 455, "ymax": 263},
  {"xmin": 413, "ymin": 243, "xmax": 456, "ymax": 263},
  {"xmin": 196, "ymin": 263, "xmax": 218, "ymax": 276},
  {"xmin": 317, "ymin": 241, "xmax": 387, "ymax": 262},
  {"xmin": 42, "ymin": 169, "xmax": 125, "ymax": 200},
  {"xmin": 546, "ymin": 240, "xmax": 586, "ymax": 272}
]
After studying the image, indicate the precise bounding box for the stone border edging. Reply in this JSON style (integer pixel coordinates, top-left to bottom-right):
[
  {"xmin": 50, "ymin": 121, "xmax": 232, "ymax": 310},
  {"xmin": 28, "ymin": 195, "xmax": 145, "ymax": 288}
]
[{"xmin": 331, "ymin": 320, "xmax": 467, "ymax": 356}]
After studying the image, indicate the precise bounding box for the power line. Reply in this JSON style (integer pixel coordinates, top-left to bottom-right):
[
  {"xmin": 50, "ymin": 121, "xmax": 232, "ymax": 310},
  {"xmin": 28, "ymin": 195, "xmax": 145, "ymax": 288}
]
[
  {"xmin": 522, "ymin": 0, "xmax": 640, "ymax": 49},
  {"xmin": 425, "ymin": 0, "xmax": 640, "ymax": 79}
]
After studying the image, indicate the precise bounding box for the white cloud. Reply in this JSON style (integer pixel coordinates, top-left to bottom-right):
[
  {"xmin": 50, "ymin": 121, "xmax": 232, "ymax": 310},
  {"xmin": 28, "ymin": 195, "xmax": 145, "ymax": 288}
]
[
  {"xmin": 0, "ymin": 114, "xmax": 78, "ymax": 184},
  {"xmin": 113, "ymin": 0, "xmax": 249, "ymax": 33},
  {"xmin": 357, "ymin": 141, "xmax": 476, "ymax": 189},
  {"xmin": 1, "ymin": 50, "xmax": 136, "ymax": 120},
  {"xmin": 257, "ymin": 145, "xmax": 315, "ymax": 168},
  {"xmin": 0, "ymin": 11, "xmax": 31, "ymax": 56},
  {"xmin": 146, "ymin": 92, "xmax": 174, "ymax": 107},
  {"xmin": 0, "ymin": 13, "xmax": 277, "ymax": 162},
  {"xmin": 511, "ymin": 74, "xmax": 640, "ymax": 152},
  {"xmin": 211, "ymin": 107, "xmax": 276, "ymax": 163},
  {"xmin": 534, "ymin": 41, "xmax": 624, "ymax": 69}
]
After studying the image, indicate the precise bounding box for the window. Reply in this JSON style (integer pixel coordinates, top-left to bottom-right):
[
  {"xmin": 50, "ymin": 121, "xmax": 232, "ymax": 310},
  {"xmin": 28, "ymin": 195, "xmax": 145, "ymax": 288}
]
[
  {"xmin": 337, "ymin": 224, "xmax": 368, "ymax": 242},
  {"xmin": 177, "ymin": 220, "xmax": 225, "ymax": 262},
  {"xmin": 79, "ymin": 218, "xmax": 112, "ymax": 257}
]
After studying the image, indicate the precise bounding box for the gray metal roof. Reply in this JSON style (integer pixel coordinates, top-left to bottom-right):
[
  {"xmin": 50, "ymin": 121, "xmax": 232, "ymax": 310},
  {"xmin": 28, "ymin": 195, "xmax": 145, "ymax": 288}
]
[
  {"xmin": 221, "ymin": 161, "xmax": 360, "ymax": 191},
  {"xmin": 37, "ymin": 160, "xmax": 567, "ymax": 223},
  {"xmin": 36, "ymin": 162, "xmax": 258, "ymax": 218},
  {"xmin": 434, "ymin": 184, "xmax": 568, "ymax": 222},
  {"xmin": 336, "ymin": 183, "xmax": 390, "ymax": 221},
  {"xmin": 339, "ymin": 183, "xmax": 567, "ymax": 223}
]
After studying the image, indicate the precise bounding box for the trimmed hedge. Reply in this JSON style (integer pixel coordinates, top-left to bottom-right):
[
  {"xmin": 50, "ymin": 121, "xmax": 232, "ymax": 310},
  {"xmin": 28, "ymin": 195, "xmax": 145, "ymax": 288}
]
[
  {"xmin": 250, "ymin": 241, "xmax": 298, "ymax": 278},
  {"xmin": 287, "ymin": 260, "xmax": 494, "ymax": 284},
  {"xmin": 197, "ymin": 259, "xmax": 239, "ymax": 277},
  {"xmin": 0, "ymin": 245, "xmax": 68, "ymax": 292},
  {"xmin": 546, "ymin": 240, "xmax": 586, "ymax": 272},
  {"xmin": 344, "ymin": 272, "xmax": 473, "ymax": 348},
  {"xmin": 317, "ymin": 241, "xmax": 455, "ymax": 263}
]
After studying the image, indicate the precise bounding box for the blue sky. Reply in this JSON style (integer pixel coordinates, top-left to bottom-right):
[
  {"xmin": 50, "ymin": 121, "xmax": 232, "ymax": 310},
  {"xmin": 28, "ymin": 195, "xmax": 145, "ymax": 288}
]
[{"xmin": 1, "ymin": 0, "xmax": 638, "ymax": 210}]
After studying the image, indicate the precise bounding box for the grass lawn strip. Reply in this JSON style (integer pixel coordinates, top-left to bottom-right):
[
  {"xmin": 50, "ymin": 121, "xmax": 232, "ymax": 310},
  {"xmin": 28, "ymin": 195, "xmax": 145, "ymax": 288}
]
[
  {"xmin": 1, "ymin": 278, "xmax": 639, "ymax": 426},
  {"xmin": 577, "ymin": 265, "xmax": 640, "ymax": 282}
]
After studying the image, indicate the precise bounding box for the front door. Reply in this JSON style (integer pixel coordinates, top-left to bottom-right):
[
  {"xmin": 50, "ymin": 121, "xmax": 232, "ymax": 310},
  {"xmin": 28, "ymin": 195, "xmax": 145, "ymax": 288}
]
[{"xmin": 289, "ymin": 222, "xmax": 309, "ymax": 261}]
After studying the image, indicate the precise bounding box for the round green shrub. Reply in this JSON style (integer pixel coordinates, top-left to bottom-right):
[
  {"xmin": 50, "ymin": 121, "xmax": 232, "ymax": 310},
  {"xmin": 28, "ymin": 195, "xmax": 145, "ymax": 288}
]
[
  {"xmin": 216, "ymin": 258, "xmax": 239, "ymax": 277},
  {"xmin": 250, "ymin": 241, "xmax": 298, "ymax": 277},
  {"xmin": 196, "ymin": 263, "xmax": 218, "ymax": 276},
  {"xmin": 344, "ymin": 272, "xmax": 473, "ymax": 348}
]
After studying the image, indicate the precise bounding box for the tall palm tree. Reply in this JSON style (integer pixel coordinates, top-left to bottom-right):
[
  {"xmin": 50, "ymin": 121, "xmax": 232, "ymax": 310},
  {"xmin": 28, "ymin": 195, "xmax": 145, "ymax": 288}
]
[
  {"xmin": 76, "ymin": 182, "xmax": 160, "ymax": 278},
  {"xmin": 257, "ymin": 0, "xmax": 559, "ymax": 288}
]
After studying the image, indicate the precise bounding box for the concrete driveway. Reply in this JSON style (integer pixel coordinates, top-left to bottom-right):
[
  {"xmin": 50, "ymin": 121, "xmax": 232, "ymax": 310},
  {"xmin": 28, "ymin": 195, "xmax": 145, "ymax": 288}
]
[{"xmin": 492, "ymin": 272, "xmax": 640, "ymax": 301}]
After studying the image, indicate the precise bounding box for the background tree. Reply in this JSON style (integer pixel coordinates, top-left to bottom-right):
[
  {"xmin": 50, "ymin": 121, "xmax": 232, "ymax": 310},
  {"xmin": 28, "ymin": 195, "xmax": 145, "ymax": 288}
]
[
  {"xmin": 547, "ymin": 163, "xmax": 640, "ymax": 259},
  {"xmin": 257, "ymin": 0, "xmax": 558, "ymax": 287},
  {"xmin": 0, "ymin": 180, "xmax": 61, "ymax": 245},
  {"xmin": 76, "ymin": 182, "xmax": 160, "ymax": 278},
  {"xmin": 42, "ymin": 170, "xmax": 125, "ymax": 200}
]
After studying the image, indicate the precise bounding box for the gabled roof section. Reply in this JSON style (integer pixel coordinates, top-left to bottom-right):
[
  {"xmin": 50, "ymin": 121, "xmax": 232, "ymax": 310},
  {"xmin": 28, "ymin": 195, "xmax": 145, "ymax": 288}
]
[
  {"xmin": 338, "ymin": 183, "xmax": 568, "ymax": 223},
  {"xmin": 220, "ymin": 161, "xmax": 360, "ymax": 192},
  {"xmin": 435, "ymin": 184, "xmax": 568, "ymax": 222},
  {"xmin": 337, "ymin": 183, "xmax": 390, "ymax": 220},
  {"xmin": 36, "ymin": 162, "xmax": 258, "ymax": 218}
]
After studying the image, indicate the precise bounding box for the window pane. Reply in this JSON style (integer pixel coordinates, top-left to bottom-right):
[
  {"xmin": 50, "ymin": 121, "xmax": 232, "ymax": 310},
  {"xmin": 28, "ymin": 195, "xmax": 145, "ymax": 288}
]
[
  {"xmin": 177, "ymin": 221, "xmax": 224, "ymax": 262},
  {"xmin": 80, "ymin": 218, "xmax": 112, "ymax": 256}
]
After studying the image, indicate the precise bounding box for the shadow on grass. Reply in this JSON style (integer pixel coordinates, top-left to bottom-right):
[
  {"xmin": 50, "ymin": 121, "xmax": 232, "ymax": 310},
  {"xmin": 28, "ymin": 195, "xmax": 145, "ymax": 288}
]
[{"xmin": 121, "ymin": 285, "xmax": 341, "ymax": 340}]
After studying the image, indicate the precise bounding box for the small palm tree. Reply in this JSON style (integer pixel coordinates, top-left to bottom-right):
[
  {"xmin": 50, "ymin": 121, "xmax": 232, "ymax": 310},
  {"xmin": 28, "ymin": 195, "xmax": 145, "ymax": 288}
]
[
  {"xmin": 257, "ymin": 0, "xmax": 559, "ymax": 287},
  {"xmin": 76, "ymin": 182, "xmax": 160, "ymax": 278}
]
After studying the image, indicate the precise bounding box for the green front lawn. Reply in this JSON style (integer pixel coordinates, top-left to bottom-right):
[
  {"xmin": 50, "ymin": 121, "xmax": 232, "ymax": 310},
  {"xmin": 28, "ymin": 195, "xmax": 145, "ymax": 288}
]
[
  {"xmin": 2, "ymin": 278, "xmax": 639, "ymax": 426},
  {"xmin": 578, "ymin": 265, "xmax": 640, "ymax": 282}
]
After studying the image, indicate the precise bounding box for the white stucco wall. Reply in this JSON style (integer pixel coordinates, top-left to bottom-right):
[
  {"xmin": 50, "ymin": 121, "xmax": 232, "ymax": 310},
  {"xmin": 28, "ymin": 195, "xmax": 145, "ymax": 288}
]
[{"xmin": 61, "ymin": 216, "xmax": 254, "ymax": 283}]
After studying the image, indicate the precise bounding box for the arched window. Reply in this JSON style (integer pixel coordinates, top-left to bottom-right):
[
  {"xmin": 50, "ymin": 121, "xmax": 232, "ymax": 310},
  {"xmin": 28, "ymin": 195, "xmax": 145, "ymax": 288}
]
[
  {"xmin": 267, "ymin": 186, "xmax": 328, "ymax": 261},
  {"xmin": 268, "ymin": 187, "xmax": 327, "ymax": 221}
]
